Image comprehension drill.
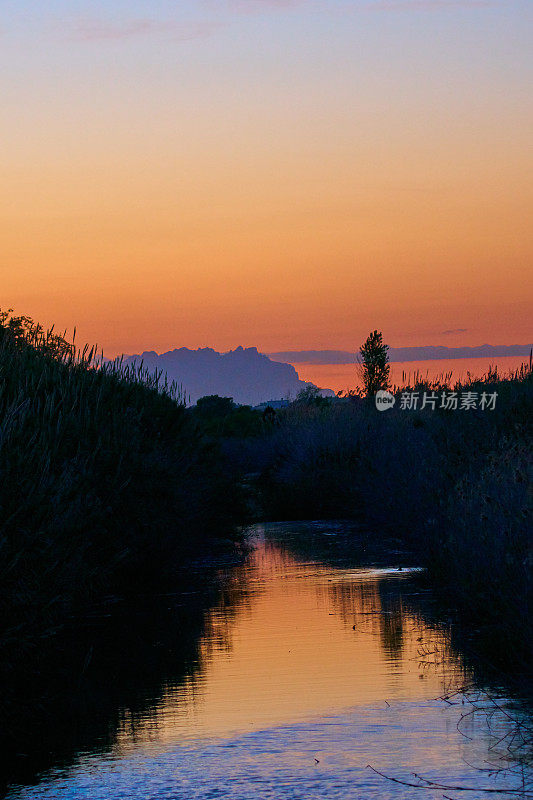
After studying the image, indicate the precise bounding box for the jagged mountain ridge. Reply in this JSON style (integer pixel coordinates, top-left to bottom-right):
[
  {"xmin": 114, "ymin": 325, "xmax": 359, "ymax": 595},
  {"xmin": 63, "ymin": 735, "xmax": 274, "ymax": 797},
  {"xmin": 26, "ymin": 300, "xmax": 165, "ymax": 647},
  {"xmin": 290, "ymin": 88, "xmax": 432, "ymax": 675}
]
[{"xmin": 121, "ymin": 346, "xmax": 333, "ymax": 405}]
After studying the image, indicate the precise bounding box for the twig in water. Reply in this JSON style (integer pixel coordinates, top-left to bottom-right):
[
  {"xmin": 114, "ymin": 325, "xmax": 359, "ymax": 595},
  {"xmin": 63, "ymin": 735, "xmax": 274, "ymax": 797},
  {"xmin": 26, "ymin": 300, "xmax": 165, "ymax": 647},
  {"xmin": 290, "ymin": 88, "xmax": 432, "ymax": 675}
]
[{"xmin": 366, "ymin": 764, "xmax": 533, "ymax": 795}]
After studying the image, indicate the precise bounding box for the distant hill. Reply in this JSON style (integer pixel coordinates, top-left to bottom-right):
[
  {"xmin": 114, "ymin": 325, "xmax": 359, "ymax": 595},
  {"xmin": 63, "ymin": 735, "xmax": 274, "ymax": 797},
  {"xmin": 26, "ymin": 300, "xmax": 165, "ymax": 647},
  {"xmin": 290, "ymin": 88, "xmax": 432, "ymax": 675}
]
[
  {"xmin": 120, "ymin": 346, "xmax": 334, "ymax": 406},
  {"xmin": 269, "ymin": 344, "xmax": 533, "ymax": 365}
]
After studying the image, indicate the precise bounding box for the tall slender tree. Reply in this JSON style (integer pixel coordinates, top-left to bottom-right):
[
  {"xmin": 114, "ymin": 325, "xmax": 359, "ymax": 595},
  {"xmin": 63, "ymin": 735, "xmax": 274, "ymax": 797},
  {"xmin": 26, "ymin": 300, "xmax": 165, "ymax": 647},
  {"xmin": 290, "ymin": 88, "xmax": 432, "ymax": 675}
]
[{"xmin": 359, "ymin": 330, "xmax": 390, "ymax": 396}]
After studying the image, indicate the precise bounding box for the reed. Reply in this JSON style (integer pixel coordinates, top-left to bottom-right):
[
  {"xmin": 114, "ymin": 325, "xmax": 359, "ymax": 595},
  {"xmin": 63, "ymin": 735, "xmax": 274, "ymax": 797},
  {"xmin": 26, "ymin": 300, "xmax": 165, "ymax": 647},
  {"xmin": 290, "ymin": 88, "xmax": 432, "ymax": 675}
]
[{"xmin": 0, "ymin": 310, "xmax": 241, "ymax": 650}]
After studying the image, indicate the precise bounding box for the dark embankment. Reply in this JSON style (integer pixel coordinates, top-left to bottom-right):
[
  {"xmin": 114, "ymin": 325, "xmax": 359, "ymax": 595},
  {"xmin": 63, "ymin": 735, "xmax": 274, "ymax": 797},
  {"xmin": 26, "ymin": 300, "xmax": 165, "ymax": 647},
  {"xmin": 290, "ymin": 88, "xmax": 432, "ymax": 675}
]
[
  {"xmin": 0, "ymin": 312, "xmax": 243, "ymax": 693},
  {"xmin": 223, "ymin": 368, "xmax": 532, "ymax": 676}
]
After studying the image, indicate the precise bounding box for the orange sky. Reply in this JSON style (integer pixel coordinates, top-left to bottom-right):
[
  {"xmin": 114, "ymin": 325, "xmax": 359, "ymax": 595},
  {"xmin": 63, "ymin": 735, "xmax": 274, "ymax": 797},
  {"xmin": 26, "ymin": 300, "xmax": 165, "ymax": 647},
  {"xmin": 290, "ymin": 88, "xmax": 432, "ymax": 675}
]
[
  {"xmin": 2, "ymin": 1, "xmax": 531, "ymax": 355},
  {"xmin": 293, "ymin": 355, "xmax": 531, "ymax": 393}
]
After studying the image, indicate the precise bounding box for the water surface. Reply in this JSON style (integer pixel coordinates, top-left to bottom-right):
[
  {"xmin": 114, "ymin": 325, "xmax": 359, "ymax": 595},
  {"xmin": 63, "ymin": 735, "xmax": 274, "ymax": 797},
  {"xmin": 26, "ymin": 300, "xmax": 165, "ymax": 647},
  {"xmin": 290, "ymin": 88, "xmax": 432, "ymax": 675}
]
[{"xmin": 6, "ymin": 522, "xmax": 531, "ymax": 799}]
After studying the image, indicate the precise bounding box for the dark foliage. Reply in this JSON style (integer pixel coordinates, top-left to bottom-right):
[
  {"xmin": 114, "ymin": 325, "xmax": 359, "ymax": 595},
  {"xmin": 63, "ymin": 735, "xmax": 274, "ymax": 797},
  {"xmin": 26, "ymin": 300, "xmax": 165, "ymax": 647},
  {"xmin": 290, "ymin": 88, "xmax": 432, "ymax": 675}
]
[
  {"xmin": 359, "ymin": 329, "xmax": 391, "ymax": 396},
  {"xmin": 0, "ymin": 311, "xmax": 242, "ymax": 653}
]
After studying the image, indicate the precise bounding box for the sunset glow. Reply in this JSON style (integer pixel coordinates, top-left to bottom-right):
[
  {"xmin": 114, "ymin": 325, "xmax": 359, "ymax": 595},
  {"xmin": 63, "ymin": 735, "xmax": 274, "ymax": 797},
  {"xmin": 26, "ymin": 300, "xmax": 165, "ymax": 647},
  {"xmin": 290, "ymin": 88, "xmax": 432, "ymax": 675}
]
[{"xmin": 2, "ymin": 1, "xmax": 532, "ymax": 355}]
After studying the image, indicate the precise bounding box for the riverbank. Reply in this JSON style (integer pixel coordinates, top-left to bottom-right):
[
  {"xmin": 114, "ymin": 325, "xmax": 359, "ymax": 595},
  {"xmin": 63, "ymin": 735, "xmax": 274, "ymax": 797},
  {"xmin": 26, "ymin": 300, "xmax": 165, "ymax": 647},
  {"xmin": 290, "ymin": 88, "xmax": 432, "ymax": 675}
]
[{"xmin": 223, "ymin": 366, "xmax": 532, "ymax": 675}]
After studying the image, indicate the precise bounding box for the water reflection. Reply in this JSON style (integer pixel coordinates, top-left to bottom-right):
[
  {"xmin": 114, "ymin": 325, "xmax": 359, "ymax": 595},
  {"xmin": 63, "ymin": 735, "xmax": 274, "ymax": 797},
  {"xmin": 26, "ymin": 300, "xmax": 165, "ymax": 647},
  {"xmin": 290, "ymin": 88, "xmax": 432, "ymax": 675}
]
[
  {"xmin": 5, "ymin": 522, "xmax": 531, "ymax": 800},
  {"xmin": 112, "ymin": 534, "xmax": 449, "ymax": 747}
]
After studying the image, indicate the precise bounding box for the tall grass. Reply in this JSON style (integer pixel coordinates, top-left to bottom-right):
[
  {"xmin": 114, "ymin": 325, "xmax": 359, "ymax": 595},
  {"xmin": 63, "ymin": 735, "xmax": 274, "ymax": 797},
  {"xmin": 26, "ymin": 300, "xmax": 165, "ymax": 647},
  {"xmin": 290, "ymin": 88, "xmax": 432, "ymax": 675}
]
[{"xmin": 0, "ymin": 311, "xmax": 241, "ymax": 651}]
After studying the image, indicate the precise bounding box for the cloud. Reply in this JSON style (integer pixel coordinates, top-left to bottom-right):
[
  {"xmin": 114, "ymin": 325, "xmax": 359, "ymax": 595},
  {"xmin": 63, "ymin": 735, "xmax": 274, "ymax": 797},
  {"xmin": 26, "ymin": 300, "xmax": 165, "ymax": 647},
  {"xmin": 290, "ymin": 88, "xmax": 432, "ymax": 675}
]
[
  {"xmin": 229, "ymin": 0, "xmax": 304, "ymax": 7},
  {"xmin": 441, "ymin": 328, "xmax": 468, "ymax": 335},
  {"xmin": 66, "ymin": 0, "xmax": 496, "ymax": 45},
  {"xmin": 203, "ymin": 0, "xmax": 306, "ymax": 15},
  {"xmin": 363, "ymin": 0, "xmax": 496, "ymax": 10},
  {"xmin": 72, "ymin": 18, "xmax": 222, "ymax": 43}
]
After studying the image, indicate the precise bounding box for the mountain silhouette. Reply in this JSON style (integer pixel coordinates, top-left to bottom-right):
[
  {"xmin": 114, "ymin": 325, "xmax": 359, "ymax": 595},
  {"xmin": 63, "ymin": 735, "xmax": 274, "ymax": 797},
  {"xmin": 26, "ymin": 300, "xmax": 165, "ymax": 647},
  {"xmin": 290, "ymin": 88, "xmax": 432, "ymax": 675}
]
[{"xmin": 121, "ymin": 346, "xmax": 333, "ymax": 405}]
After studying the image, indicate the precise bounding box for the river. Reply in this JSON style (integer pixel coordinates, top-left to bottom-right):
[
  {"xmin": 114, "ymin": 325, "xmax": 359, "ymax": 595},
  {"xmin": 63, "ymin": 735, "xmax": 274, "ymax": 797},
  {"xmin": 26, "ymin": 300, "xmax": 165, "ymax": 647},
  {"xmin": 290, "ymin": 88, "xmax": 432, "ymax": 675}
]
[{"xmin": 4, "ymin": 522, "xmax": 531, "ymax": 799}]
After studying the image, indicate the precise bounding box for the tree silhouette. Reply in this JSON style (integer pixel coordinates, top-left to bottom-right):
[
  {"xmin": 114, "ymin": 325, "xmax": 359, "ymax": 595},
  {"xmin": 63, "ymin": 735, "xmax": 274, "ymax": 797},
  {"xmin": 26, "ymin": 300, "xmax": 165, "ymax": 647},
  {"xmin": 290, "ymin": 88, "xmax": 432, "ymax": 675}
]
[{"xmin": 359, "ymin": 330, "xmax": 390, "ymax": 396}]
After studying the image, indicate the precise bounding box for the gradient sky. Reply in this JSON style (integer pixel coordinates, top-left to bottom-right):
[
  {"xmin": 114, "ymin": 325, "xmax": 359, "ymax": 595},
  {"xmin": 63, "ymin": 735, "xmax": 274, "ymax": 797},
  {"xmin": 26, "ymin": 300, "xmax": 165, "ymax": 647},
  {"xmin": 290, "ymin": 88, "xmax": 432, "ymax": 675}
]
[{"xmin": 2, "ymin": 0, "xmax": 531, "ymax": 355}]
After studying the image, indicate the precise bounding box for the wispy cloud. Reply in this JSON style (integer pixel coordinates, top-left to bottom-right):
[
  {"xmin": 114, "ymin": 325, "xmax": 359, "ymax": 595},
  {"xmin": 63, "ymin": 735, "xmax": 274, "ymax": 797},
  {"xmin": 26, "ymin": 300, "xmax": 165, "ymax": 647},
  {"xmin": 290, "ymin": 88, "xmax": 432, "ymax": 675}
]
[
  {"xmin": 71, "ymin": 18, "xmax": 222, "ymax": 43},
  {"xmin": 64, "ymin": 0, "xmax": 497, "ymax": 44},
  {"xmin": 442, "ymin": 328, "xmax": 468, "ymax": 335},
  {"xmin": 203, "ymin": 0, "xmax": 306, "ymax": 14},
  {"xmin": 229, "ymin": 0, "xmax": 304, "ymax": 7},
  {"xmin": 363, "ymin": 0, "xmax": 496, "ymax": 10}
]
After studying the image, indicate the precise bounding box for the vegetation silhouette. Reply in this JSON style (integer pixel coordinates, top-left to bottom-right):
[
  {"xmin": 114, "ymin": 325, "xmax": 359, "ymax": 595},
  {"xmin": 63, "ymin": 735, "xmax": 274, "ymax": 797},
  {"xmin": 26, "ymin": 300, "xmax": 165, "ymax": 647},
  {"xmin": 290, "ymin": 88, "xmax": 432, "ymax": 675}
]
[
  {"xmin": 1, "ymin": 310, "xmax": 532, "ymax": 798},
  {"xmin": 359, "ymin": 329, "xmax": 391, "ymax": 396},
  {"xmin": 0, "ymin": 310, "xmax": 242, "ymax": 661}
]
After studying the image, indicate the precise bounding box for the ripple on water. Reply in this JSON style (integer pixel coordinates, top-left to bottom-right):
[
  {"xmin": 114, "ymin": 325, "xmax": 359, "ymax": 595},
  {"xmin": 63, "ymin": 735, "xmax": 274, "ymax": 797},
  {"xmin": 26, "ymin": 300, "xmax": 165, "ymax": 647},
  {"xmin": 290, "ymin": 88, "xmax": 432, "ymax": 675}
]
[{"xmin": 5, "ymin": 523, "xmax": 531, "ymax": 799}]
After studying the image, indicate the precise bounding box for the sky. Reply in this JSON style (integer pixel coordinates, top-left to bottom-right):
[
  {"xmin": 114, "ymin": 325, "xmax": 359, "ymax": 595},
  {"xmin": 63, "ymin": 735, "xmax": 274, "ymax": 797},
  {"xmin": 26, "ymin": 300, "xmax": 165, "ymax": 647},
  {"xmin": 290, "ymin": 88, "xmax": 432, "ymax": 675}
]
[{"xmin": 1, "ymin": 0, "xmax": 532, "ymax": 356}]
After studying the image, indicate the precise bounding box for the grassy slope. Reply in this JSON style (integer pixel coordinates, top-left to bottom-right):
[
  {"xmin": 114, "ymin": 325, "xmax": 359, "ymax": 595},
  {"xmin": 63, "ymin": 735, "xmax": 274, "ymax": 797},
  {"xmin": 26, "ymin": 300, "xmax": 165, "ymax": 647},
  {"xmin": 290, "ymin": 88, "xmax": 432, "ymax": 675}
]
[{"xmin": 0, "ymin": 313, "xmax": 241, "ymax": 649}]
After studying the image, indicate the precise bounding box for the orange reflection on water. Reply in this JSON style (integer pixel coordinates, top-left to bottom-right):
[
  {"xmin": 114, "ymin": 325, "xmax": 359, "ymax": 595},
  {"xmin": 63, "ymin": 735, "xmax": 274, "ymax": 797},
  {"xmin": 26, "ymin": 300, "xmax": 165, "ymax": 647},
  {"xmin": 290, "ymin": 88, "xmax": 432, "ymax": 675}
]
[{"xmin": 114, "ymin": 528, "xmax": 462, "ymax": 748}]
